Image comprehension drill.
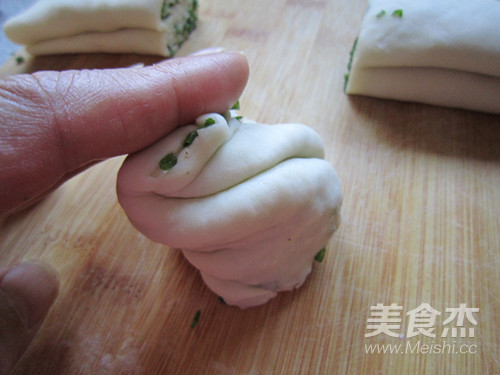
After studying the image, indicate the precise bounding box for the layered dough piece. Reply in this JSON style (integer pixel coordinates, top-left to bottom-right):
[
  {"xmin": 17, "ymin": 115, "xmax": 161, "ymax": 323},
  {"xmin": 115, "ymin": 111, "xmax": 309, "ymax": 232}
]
[
  {"xmin": 3, "ymin": 0, "xmax": 198, "ymax": 56},
  {"xmin": 345, "ymin": 0, "xmax": 500, "ymax": 114},
  {"xmin": 116, "ymin": 112, "xmax": 342, "ymax": 308}
]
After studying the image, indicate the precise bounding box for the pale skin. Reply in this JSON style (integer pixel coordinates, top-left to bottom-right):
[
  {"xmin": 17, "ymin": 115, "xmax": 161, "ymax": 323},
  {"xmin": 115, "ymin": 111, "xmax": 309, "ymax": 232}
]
[{"xmin": 0, "ymin": 50, "xmax": 249, "ymax": 373}]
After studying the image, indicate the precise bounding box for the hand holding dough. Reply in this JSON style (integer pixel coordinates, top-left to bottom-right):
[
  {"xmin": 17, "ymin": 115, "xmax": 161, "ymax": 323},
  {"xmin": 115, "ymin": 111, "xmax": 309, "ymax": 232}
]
[{"xmin": 117, "ymin": 111, "xmax": 342, "ymax": 308}]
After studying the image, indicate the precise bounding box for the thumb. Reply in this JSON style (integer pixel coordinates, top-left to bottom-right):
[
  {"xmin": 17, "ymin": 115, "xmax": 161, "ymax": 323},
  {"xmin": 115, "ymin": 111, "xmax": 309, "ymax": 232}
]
[
  {"xmin": 0, "ymin": 262, "xmax": 59, "ymax": 374},
  {"xmin": 0, "ymin": 51, "xmax": 249, "ymax": 216}
]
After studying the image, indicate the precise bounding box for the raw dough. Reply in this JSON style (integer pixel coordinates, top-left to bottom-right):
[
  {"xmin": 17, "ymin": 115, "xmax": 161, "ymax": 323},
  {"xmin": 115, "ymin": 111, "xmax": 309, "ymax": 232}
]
[
  {"xmin": 3, "ymin": 0, "xmax": 198, "ymax": 56},
  {"xmin": 116, "ymin": 111, "xmax": 342, "ymax": 308},
  {"xmin": 345, "ymin": 0, "xmax": 500, "ymax": 114}
]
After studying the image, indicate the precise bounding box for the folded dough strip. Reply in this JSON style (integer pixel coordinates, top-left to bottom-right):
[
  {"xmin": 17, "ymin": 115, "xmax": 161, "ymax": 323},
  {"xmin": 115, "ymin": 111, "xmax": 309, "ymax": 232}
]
[
  {"xmin": 117, "ymin": 114, "xmax": 327, "ymax": 199},
  {"xmin": 351, "ymin": 0, "xmax": 500, "ymax": 77},
  {"xmin": 347, "ymin": 66, "xmax": 500, "ymax": 114},
  {"xmin": 4, "ymin": 0, "xmax": 197, "ymax": 57},
  {"xmin": 119, "ymin": 157, "xmax": 341, "ymax": 250},
  {"xmin": 346, "ymin": 0, "xmax": 500, "ymax": 113}
]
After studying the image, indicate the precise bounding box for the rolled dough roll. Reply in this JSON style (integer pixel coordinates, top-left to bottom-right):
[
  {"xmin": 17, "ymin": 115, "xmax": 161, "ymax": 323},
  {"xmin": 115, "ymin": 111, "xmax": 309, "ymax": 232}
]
[{"xmin": 117, "ymin": 111, "xmax": 342, "ymax": 308}]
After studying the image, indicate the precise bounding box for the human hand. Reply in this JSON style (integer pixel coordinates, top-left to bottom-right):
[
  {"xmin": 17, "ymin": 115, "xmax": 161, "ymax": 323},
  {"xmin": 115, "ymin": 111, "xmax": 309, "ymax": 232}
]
[
  {"xmin": 0, "ymin": 261, "xmax": 59, "ymax": 374},
  {"xmin": 0, "ymin": 50, "xmax": 248, "ymax": 373},
  {"xmin": 0, "ymin": 50, "xmax": 249, "ymax": 218}
]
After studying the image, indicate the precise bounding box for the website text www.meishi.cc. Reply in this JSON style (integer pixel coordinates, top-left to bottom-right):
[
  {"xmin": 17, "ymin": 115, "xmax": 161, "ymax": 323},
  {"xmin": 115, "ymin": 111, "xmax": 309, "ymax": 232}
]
[{"xmin": 364, "ymin": 340, "xmax": 478, "ymax": 355}]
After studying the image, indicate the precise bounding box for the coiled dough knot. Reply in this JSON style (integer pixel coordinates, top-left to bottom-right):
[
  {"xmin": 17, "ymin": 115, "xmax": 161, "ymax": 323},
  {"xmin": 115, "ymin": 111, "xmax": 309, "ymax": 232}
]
[{"xmin": 117, "ymin": 111, "xmax": 342, "ymax": 308}]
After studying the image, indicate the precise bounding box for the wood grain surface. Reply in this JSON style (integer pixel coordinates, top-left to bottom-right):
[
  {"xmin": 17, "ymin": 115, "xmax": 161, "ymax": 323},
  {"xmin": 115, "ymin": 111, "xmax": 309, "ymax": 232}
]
[{"xmin": 1, "ymin": 0, "xmax": 499, "ymax": 374}]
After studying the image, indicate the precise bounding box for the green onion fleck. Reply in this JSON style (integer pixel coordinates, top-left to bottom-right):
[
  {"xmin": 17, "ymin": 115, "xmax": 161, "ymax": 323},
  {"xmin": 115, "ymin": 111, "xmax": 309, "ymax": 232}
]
[
  {"xmin": 167, "ymin": 44, "xmax": 176, "ymax": 57},
  {"xmin": 376, "ymin": 10, "xmax": 386, "ymax": 18},
  {"xmin": 344, "ymin": 36, "xmax": 358, "ymax": 92},
  {"xmin": 235, "ymin": 116, "xmax": 243, "ymax": 121},
  {"xmin": 314, "ymin": 247, "xmax": 326, "ymax": 263},
  {"xmin": 15, "ymin": 55, "xmax": 24, "ymax": 65},
  {"xmin": 392, "ymin": 9, "xmax": 403, "ymax": 18},
  {"xmin": 162, "ymin": 0, "xmax": 181, "ymax": 19},
  {"xmin": 202, "ymin": 117, "xmax": 216, "ymax": 127},
  {"xmin": 190, "ymin": 309, "xmax": 201, "ymax": 328},
  {"xmin": 183, "ymin": 130, "xmax": 198, "ymax": 147},
  {"xmin": 347, "ymin": 37, "xmax": 358, "ymax": 72},
  {"xmin": 159, "ymin": 152, "xmax": 177, "ymax": 171},
  {"xmin": 231, "ymin": 100, "xmax": 240, "ymax": 110},
  {"xmin": 161, "ymin": 0, "xmax": 170, "ymax": 19}
]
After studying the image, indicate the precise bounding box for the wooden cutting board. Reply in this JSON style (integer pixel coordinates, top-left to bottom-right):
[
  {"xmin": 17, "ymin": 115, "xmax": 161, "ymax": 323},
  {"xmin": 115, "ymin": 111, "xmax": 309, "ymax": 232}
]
[{"xmin": 1, "ymin": 1, "xmax": 499, "ymax": 374}]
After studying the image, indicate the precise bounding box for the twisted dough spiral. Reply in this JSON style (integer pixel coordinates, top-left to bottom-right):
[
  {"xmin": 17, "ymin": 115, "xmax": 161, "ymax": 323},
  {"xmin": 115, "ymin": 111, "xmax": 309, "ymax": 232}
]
[{"xmin": 117, "ymin": 112, "xmax": 342, "ymax": 308}]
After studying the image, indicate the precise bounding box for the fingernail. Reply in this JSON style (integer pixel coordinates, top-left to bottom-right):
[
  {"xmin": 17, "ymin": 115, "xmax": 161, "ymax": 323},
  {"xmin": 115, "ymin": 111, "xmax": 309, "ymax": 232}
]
[
  {"xmin": 127, "ymin": 62, "xmax": 145, "ymax": 68},
  {"xmin": 0, "ymin": 261, "xmax": 59, "ymax": 329},
  {"xmin": 191, "ymin": 47, "xmax": 226, "ymax": 55}
]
